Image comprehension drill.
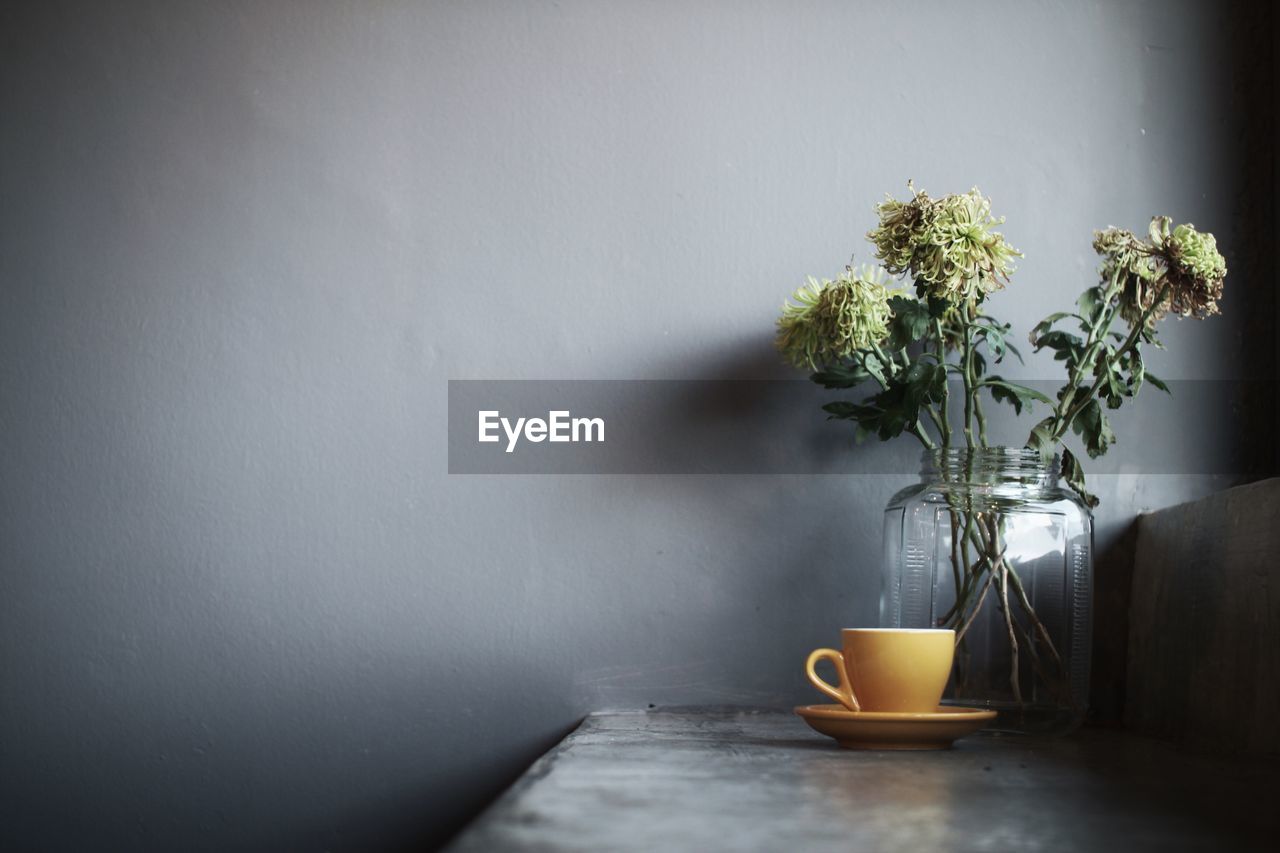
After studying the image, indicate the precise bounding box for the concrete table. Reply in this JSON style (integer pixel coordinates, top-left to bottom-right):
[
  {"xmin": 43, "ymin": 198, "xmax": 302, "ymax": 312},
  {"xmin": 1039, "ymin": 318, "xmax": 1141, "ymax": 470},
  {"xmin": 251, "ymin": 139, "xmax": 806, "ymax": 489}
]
[{"xmin": 447, "ymin": 708, "xmax": 1279, "ymax": 852}]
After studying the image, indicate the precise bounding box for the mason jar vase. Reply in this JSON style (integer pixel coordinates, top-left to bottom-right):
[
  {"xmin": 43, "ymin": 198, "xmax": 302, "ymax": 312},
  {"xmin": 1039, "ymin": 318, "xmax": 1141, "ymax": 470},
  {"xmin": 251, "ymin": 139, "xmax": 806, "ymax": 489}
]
[{"xmin": 881, "ymin": 447, "xmax": 1093, "ymax": 735}]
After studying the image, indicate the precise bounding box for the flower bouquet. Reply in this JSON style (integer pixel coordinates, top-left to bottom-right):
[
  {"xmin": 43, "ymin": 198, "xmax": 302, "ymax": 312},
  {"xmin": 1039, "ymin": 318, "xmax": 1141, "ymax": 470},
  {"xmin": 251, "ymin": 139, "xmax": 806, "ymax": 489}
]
[{"xmin": 777, "ymin": 183, "xmax": 1226, "ymax": 730}]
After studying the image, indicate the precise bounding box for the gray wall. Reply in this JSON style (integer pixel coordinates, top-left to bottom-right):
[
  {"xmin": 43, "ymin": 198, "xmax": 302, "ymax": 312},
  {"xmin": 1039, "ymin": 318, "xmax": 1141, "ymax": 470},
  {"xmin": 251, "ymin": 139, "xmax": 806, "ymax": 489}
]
[{"xmin": 1, "ymin": 1, "xmax": 1273, "ymax": 850}]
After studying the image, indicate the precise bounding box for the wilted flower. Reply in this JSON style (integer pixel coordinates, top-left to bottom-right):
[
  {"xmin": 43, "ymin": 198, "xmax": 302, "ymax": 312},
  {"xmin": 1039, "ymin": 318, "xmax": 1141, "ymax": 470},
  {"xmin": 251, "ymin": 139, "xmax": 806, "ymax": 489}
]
[
  {"xmin": 1098, "ymin": 217, "xmax": 1226, "ymax": 324},
  {"xmin": 1155, "ymin": 218, "xmax": 1226, "ymax": 319},
  {"xmin": 776, "ymin": 265, "xmax": 894, "ymax": 369},
  {"xmin": 1094, "ymin": 226, "xmax": 1159, "ymax": 325},
  {"xmin": 867, "ymin": 182, "xmax": 937, "ymax": 275},
  {"xmin": 868, "ymin": 183, "xmax": 1020, "ymax": 305},
  {"xmin": 1093, "ymin": 227, "xmax": 1150, "ymax": 277}
]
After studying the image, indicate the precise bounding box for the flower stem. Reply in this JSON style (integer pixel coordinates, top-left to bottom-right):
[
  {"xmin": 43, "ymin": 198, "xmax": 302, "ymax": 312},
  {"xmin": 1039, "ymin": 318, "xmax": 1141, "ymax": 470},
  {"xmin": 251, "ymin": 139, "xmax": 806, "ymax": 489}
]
[
  {"xmin": 934, "ymin": 318, "xmax": 951, "ymax": 451},
  {"xmin": 1049, "ymin": 283, "xmax": 1171, "ymax": 444},
  {"xmin": 997, "ymin": 558, "xmax": 1022, "ymax": 705},
  {"xmin": 974, "ymin": 385, "xmax": 989, "ymax": 447},
  {"xmin": 1040, "ymin": 268, "xmax": 1122, "ymax": 442},
  {"xmin": 961, "ymin": 315, "xmax": 976, "ymax": 449},
  {"xmin": 954, "ymin": 568, "xmax": 995, "ymax": 644}
]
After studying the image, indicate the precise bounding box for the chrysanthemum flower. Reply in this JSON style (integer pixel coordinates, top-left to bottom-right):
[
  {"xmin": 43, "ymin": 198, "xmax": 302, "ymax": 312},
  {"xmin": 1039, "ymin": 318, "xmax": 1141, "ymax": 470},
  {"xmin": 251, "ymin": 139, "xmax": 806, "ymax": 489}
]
[
  {"xmin": 776, "ymin": 265, "xmax": 894, "ymax": 369},
  {"xmin": 1094, "ymin": 226, "xmax": 1159, "ymax": 325},
  {"xmin": 867, "ymin": 183, "xmax": 936, "ymax": 276},
  {"xmin": 867, "ymin": 184, "xmax": 1020, "ymax": 305},
  {"xmin": 1157, "ymin": 218, "xmax": 1226, "ymax": 319},
  {"xmin": 1098, "ymin": 217, "xmax": 1226, "ymax": 325}
]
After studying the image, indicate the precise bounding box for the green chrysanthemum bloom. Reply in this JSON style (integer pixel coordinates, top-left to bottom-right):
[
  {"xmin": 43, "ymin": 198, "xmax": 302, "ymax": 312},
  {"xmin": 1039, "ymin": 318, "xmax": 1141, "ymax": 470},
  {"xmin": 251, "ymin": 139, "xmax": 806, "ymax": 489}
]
[
  {"xmin": 867, "ymin": 184, "xmax": 1020, "ymax": 305},
  {"xmin": 1103, "ymin": 217, "xmax": 1226, "ymax": 324},
  {"xmin": 1094, "ymin": 227, "xmax": 1150, "ymax": 277},
  {"xmin": 914, "ymin": 189, "xmax": 1021, "ymax": 303},
  {"xmin": 1094, "ymin": 226, "xmax": 1160, "ymax": 325},
  {"xmin": 867, "ymin": 182, "xmax": 937, "ymax": 275},
  {"xmin": 1159, "ymin": 219, "xmax": 1226, "ymax": 318},
  {"xmin": 776, "ymin": 265, "xmax": 894, "ymax": 369}
]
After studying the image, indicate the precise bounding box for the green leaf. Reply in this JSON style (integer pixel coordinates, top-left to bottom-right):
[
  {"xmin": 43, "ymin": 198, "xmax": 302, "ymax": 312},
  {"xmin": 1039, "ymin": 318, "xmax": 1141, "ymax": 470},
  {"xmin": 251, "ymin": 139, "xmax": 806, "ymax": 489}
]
[
  {"xmin": 823, "ymin": 400, "xmax": 897, "ymax": 441},
  {"xmin": 887, "ymin": 296, "xmax": 932, "ymax": 350},
  {"xmin": 925, "ymin": 362, "xmax": 948, "ymax": 403},
  {"xmin": 811, "ymin": 363, "xmax": 871, "ymax": 389},
  {"xmin": 1033, "ymin": 330, "xmax": 1084, "ymax": 353},
  {"xmin": 901, "ymin": 361, "xmax": 946, "ymax": 402},
  {"xmin": 1102, "ymin": 362, "xmax": 1125, "ymax": 409},
  {"xmin": 989, "ymin": 383, "xmax": 1026, "ymax": 415},
  {"xmin": 931, "ymin": 364, "xmax": 948, "ymax": 401},
  {"xmin": 875, "ymin": 405, "xmax": 908, "ymax": 439},
  {"xmin": 1071, "ymin": 399, "xmax": 1116, "ymax": 458},
  {"xmin": 862, "ymin": 355, "xmax": 888, "ymax": 387},
  {"xmin": 1077, "ymin": 287, "xmax": 1106, "ymax": 323},
  {"xmin": 926, "ymin": 296, "xmax": 951, "ymax": 318},
  {"xmin": 852, "ymin": 359, "xmax": 949, "ymax": 442},
  {"xmin": 1060, "ymin": 446, "xmax": 1099, "ymax": 508},
  {"xmin": 1026, "ymin": 416, "xmax": 1057, "ymax": 462},
  {"xmin": 974, "ymin": 321, "xmax": 1009, "ymax": 362},
  {"xmin": 1031, "ymin": 311, "xmax": 1072, "ymax": 340},
  {"xmin": 981, "ymin": 377, "xmax": 1052, "ymax": 415},
  {"xmin": 1126, "ymin": 348, "xmax": 1145, "ymax": 395},
  {"xmin": 970, "ymin": 349, "xmax": 987, "ymax": 377},
  {"xmin": 1146, "ymin": 371, "xmax": 1172, "ymax": 394}
]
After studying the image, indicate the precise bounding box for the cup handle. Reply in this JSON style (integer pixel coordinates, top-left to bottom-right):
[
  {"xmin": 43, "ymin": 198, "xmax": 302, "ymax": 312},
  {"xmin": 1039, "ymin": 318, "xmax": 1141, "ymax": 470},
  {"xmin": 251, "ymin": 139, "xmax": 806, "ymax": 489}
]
[{"xmin": 805, "ymin": 648, "xmax": 861, "ymax": 712}]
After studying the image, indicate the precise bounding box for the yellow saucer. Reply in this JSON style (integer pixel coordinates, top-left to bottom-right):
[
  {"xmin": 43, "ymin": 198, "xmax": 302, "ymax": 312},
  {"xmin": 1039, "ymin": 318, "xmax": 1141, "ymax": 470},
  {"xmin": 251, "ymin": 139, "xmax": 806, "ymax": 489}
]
[{"xmin": 795, "ymin": 704, "xmax": 997, "ymax": 750}]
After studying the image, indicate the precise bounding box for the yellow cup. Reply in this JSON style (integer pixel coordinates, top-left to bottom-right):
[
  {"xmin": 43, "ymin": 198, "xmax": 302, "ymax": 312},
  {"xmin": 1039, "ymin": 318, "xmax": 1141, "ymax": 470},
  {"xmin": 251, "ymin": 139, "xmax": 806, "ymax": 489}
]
[{"xmin": 805, "ymin": 628, "xmax": 955, "ymax": 713}]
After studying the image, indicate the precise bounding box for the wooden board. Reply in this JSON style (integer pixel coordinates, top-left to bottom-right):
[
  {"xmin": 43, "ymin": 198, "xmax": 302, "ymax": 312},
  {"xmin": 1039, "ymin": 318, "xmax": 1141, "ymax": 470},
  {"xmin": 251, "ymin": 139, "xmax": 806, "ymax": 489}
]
[
  {"xmin": 1126, "ymin": 478, "xmax": 1280, "ymax": 754},
  {"xmin": 447, "ymin": 709, "xmax": 1279, "ymax": 852}
]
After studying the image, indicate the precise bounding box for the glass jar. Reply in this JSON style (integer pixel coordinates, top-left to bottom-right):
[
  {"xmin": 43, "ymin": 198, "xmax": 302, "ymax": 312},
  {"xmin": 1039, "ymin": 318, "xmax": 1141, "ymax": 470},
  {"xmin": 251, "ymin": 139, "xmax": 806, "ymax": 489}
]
[{"xmin": 881, "ymin": 447, "xmax": 1093, "ymax": 735}]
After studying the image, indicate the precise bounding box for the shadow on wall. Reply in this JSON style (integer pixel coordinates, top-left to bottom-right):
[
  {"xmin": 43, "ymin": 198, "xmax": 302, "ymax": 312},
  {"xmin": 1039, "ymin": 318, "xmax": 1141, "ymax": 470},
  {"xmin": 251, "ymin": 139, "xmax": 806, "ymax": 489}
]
[
  {"xmin": 287, "ymin": 657, "xmax": 582, "ymax": 852},
  {"xmin": 609, "ymin": 334, "xmax": 898, "ymax": 700},
  {"xmin": 1088, "ymin": 518, "xmax": 1142, "ymax": 727},
  {"xmin": 1225, "ymin": 0, "xmax": 1278, "ymax": 477},
  {"xmin": 325, "ymin": 724, "xmax": 578, "ymax": 853},
  {"xmin": 1080, "ymin": 0, "xmax": 1280, "ymax": 731}
]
